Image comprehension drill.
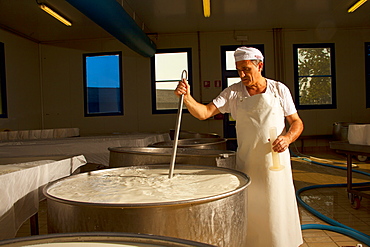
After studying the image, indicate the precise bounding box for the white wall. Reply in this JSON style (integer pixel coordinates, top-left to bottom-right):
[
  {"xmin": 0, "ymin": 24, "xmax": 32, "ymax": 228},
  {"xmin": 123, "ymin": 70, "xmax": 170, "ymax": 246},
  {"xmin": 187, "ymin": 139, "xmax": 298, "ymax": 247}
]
[
  {"xmin": 284, "ymin": 28, "xmax": 370, "ymax": 135},
  {"xmin": 0, "ymin": 29, "xmax": 42, "ymax": 131},
  {"xmin": 0, "ymin": 27, "xmax": 369, "ymax": 137}
]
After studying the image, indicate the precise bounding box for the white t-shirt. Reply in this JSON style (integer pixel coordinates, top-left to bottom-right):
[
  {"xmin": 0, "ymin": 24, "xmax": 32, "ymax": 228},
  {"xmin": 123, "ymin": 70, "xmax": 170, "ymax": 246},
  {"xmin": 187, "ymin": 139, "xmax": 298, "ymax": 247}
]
[{"xmin": 212, "ymin": 78, "xmax": 297, "ymax": 120}]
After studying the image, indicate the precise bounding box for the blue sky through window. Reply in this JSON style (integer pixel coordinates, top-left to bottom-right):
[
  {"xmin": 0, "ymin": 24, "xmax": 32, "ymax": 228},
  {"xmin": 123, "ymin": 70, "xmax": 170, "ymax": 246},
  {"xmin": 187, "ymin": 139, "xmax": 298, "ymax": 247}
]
[{"xmin": 86, "ymin": 55, "xmax": 119, "ymax": 88}]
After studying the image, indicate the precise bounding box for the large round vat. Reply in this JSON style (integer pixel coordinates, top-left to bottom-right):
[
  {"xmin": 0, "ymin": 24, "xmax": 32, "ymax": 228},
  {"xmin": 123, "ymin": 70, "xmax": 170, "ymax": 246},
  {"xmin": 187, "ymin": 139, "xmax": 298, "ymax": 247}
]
[
  {"xmin": 149, "ymin": 138, "xmax": 227, "ymax": 150},
  {"xmin": 108, "ymin": 147, "xmax": 236, "ymax": 169},
  {"xmin": 169, "ymin": 130, "xmax": 220, "ymax": 140},
  {"xmin": 44, "ymin": 165, "xmax": 250, "ymax": 247},
  {"xmin": 0, "ymin": 232, "xmax": 214, "ymax": 246}
]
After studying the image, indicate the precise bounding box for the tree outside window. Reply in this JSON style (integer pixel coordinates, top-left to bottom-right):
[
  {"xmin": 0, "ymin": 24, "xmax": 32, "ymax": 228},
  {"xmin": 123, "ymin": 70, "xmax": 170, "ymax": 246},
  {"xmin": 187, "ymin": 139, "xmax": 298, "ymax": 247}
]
[{"xmin": 293, "ymin": 44, "xmax": 336, "ymax": 109}]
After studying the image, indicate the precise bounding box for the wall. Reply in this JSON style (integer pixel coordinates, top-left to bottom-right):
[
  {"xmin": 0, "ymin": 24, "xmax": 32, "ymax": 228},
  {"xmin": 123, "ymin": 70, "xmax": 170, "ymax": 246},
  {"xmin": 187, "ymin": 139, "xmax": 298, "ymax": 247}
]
[
  {"xmin": 40, "ymin": 38, "xmax": 150, "ymax": 135},
  {"xmin": 154, "ymin": 28, "xmax": 370, "ymax": 137},
  {"xmin": 284, "ymin": 28, "xmax": 370, "ymax": 136},
  {"xmin": 0, "ymin": 29, "xmax": 42, "ymax": 131},
  {"xmin": 0, "ymin": 27, "xmax": 369, "ymax": 137}
]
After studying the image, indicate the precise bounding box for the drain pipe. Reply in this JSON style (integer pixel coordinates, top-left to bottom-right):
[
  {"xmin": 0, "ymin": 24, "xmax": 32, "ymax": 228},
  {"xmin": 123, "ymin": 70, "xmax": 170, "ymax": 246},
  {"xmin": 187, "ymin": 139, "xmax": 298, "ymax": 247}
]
[{"xmin": 65, "ymin": 0, "xmax": 156, "ymax": 57}]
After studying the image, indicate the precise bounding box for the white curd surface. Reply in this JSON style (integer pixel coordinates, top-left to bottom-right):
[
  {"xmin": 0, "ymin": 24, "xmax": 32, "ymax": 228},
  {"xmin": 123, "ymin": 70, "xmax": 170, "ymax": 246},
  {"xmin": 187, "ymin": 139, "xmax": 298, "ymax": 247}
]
[{"xmin": 47, "ymin": 167, "xmax": 243, "ymax": 204}]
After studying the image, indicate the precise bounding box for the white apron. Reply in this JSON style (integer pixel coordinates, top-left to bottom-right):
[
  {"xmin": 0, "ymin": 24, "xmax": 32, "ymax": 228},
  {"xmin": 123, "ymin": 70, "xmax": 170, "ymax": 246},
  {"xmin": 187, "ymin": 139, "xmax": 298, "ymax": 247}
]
[{"xmin": 235, "ymin": 88, "xmax": 303, "ymax": 247}]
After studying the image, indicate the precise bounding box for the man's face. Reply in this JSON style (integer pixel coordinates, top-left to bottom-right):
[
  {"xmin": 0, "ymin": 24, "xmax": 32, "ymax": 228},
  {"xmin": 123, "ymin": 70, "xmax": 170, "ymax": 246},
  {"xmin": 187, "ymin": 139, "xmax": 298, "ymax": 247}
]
[{"xmin": 236, "ymin": 60, "xmax": 263, "ymax": 87}]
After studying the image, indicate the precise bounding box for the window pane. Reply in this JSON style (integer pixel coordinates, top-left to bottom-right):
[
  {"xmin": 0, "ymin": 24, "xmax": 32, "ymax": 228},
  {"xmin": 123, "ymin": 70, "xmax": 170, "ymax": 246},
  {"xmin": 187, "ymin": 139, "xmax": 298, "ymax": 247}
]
[
  {"xmin": 299, "ymin": 77, "xmax": 332, "ymax": 105},
  {"xmin": 155, "ymin": 52, "xmax": 188, "ymax": 80},
  {"xmin": 293, "ymin": 43, "xmax": 336, "ymax": 109},
  {"xmin": 156, "ymin": 81, "xmax": 179, "ymax": 110},
  {"xmin": 227, "ymin": 77, "xmax": 240, "ymax": 87},
  {"xmin": 84, "ymin": 52, "xmax": 123, "ymax": 116},
  {"xmin": 297, "ymin": 48, "xmax": 331, "ymax": 76},
  {"xmin": 152, "ymin": 49, "xmax": 191, "ymax": 113},
  {"xmin": 226, "ymin": 51, "xmax": 236, "ymax": 70}
]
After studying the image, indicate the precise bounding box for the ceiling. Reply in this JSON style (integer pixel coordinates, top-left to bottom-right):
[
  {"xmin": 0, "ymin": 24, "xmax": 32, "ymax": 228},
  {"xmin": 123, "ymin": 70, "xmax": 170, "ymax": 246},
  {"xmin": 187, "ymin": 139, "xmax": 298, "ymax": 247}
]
[{"xmin": 0, "ymin": 0, "xmax": 369, "ymax": 43}]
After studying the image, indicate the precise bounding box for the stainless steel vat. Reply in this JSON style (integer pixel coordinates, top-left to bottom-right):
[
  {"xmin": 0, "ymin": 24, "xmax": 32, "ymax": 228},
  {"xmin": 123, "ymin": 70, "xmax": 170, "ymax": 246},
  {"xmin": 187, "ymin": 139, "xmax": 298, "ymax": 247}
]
[
  {"xmin": 149, "ymin": 138, "xmax": 227, "ymax": 150},
  {"xmin": 44, "ymin": 165, "xmax": 250, "ymax": 247},
  {"xmin": 108, "ymin": 147, "xmax": 236, "ymax": 169},
  {"xmin": 169, "ymin": 130, "xmax": 220, "ymax": 140},
  {"xmin": 0, "ymin": 232, "xmax": 215, "ymax": 246}
]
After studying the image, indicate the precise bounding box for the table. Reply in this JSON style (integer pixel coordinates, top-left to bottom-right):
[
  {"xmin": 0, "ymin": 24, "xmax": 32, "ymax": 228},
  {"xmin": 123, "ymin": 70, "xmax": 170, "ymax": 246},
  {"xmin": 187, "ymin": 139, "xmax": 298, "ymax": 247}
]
[
  {"xmin": 329, "ymin": 141, "xmax": 370, "ymax": 209},
  {"xmin": 0, "ymin": 132, "xmax": 170, "ymax": 166},
  {"xmin": 0, "ymin": 155, "xmax": 87, "ymax": 240}
]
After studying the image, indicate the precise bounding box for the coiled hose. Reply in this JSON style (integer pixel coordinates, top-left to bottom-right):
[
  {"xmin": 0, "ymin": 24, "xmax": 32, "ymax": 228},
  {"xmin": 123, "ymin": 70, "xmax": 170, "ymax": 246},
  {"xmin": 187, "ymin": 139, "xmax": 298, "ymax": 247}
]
[{"xmin": 292, "ymin": 150, "xmax": 370, "ymax": 246}]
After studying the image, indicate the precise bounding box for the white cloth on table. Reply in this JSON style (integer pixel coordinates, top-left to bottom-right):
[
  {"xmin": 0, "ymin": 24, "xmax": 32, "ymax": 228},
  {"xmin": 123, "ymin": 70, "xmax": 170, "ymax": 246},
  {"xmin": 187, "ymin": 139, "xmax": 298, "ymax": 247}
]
[{"xmin": 0, "ymin": 155, "xmax": 87, "ymax": 240}]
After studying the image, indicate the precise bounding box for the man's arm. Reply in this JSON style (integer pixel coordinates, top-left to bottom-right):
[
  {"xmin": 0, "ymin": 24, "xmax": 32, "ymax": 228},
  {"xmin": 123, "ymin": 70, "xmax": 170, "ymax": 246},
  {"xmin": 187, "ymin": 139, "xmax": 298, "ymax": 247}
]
[
  {"xmin": 175, "ymin": 79, "xmax": 220, "ymax": 120},
  {"xmin": 273, "ymin": 112, "xmax": 304, "ymax": 153}
]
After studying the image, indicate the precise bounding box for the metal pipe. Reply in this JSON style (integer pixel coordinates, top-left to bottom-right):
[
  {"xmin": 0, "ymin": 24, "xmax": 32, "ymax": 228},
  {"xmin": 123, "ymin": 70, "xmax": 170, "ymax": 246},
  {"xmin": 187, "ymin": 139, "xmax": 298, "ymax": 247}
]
[
  {"xmin": 65, "ymin": 0, "xmax": 156, "ymax": 57},
  {"xmin": 169, "ymin": 70, "xmax": 187, "ymax": 179}
]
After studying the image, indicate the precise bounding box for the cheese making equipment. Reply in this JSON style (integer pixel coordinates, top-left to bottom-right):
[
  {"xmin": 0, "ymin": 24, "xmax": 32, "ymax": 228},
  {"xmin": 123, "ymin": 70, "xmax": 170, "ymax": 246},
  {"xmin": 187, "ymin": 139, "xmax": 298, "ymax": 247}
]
[
  {"xmin": 108, "ymin": 147, "xmax": 236, "ymax": 169},
  {"xmin": 0, "ymin": 232, "xmax": 215, "ymax": 246},
  {"xmin": 169, "ymin": 129, "xmax": 220, "ymax": 140},
  {"xmin": 43, "ymin": 165, "xmax": 250, "ymax": 247},
  {"xmin": 149, "ymin": 138, "xmax": 228, "ymax": 150}
]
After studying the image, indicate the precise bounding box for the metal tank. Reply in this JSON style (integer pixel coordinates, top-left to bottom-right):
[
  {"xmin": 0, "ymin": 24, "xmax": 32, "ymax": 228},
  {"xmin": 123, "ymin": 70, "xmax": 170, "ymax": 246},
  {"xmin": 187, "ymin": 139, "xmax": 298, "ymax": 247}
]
[
  {"xmin": 0, "ymin": 232, "xmax": 215, "ymax": 246},
  {"xmin": 169, "ymin": 130, "xmax": 220, "ymax": 140},
  {"xmin": 43, "ymin": 165, "xmax": 250, "ymax": 247},
  {"xmin": 149, "ymin": 138, "xmax": 228, "ymax": 150},
  {"xmin": 108, "ymin": 147, "xmax": 236, "ymax": 169}
]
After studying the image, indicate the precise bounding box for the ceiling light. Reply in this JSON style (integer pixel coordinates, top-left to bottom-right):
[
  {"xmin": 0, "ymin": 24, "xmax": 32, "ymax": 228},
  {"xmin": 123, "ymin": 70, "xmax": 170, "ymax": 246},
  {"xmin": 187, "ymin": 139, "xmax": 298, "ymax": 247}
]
[
  {"xmin": 348, "ymin": 0, "xmax": 367, "ymax": 12},
  {"xmin": 38, "ymin": 3, "xmax": 72, "ymax": 26},
  {"xmin": 203, "ymin": 0, "xmax": 210, "ymax": 17}
]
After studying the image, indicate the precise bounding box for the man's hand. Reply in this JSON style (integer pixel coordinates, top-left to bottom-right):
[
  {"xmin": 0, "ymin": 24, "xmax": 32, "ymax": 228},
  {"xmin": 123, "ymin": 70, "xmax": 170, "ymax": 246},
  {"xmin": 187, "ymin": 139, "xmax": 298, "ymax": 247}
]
[
  {"xmin": 174, "ymin": 79, "xmax": 190, "ymax": 98},
  {"xmin": 272, "ymin": 135, "xmax": 290, "ymax": 153}
]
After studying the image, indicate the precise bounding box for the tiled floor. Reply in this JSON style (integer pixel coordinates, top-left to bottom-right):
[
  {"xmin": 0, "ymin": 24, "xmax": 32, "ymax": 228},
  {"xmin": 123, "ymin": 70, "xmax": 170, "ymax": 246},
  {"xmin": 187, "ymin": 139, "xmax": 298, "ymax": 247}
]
[
  {"xmin": 14, "ymin": 148, "xmax": 370, "ymax": 247},
  {"xmin": 293, "ymin": 147, "xmax": 370, "ymax": 247}
]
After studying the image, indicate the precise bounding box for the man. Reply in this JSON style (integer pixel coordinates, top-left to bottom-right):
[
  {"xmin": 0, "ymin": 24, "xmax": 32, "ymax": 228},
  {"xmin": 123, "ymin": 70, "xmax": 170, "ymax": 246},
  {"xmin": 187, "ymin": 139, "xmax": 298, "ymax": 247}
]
[{"xmin": 174, "ymin": 47, "xmax": 304, "ymax": 246}]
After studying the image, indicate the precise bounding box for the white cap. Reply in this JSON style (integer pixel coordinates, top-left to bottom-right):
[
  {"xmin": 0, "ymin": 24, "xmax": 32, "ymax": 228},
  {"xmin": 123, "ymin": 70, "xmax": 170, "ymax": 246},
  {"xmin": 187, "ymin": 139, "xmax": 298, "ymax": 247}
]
[{"xmin": 234, "ymin": 47, "xmax": 264, "ymax": 62}]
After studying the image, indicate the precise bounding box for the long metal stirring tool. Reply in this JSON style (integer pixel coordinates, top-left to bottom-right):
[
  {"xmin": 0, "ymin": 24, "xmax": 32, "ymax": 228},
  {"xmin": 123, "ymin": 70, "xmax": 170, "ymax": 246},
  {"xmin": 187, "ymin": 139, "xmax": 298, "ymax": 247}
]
[{"xmin": 169, "ymin": 70, "xmax": 187, "ymax": 179}]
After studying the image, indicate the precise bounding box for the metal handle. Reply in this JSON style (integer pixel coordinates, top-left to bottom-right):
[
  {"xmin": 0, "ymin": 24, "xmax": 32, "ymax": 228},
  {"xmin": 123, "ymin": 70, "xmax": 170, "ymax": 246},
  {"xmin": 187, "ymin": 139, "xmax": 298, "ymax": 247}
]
[
  {"xmin": 181, "ymin": 70, "xmax": 188, "ymax": 81},
  {"xmin": 169, "ymin": 70, "xmax": 187, "ymax": 179}
]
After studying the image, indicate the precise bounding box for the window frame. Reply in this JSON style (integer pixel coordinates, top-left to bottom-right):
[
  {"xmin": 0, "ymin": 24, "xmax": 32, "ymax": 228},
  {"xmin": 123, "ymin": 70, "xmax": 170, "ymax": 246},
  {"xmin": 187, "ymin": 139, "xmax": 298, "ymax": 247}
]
[
  {"xmin": 83, "ymin": 51, "xmax": 123, "ymax": 117},
  {"xmin": 293, "ymin": 43, "xmax": 337, "ymax": 110},
  {"xmin": 0, "ymin": 42, "xmax": 7, "ymax": 118},
  {"xmin": 365, "ymin": 42, "xmax": 370, "ymax": 108},
  {"xmin": 150, "ymin": 48, "xmax": 192, "ymax": 114}
]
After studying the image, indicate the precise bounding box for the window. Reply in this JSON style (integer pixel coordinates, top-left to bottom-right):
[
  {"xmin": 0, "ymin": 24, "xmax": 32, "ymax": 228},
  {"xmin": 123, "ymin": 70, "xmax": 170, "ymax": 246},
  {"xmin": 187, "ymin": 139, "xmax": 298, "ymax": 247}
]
[
  {"xmin": 151, "ymin": 48, "xmax": 192, "ymax": 114},
  {"xmin": 293, "ymin": 43, "xmax": 336, "ymax": 109},
  {"xmin": 0, "ymin": 42, "xmax": 7, "ymax": 118},
  {"xmin": 365, "ymin": 42, "xmax": 370, "ymax": 108},
  {"xmin": 83, "ymin": 52, "xmax": 123, "ymax": 116}
]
